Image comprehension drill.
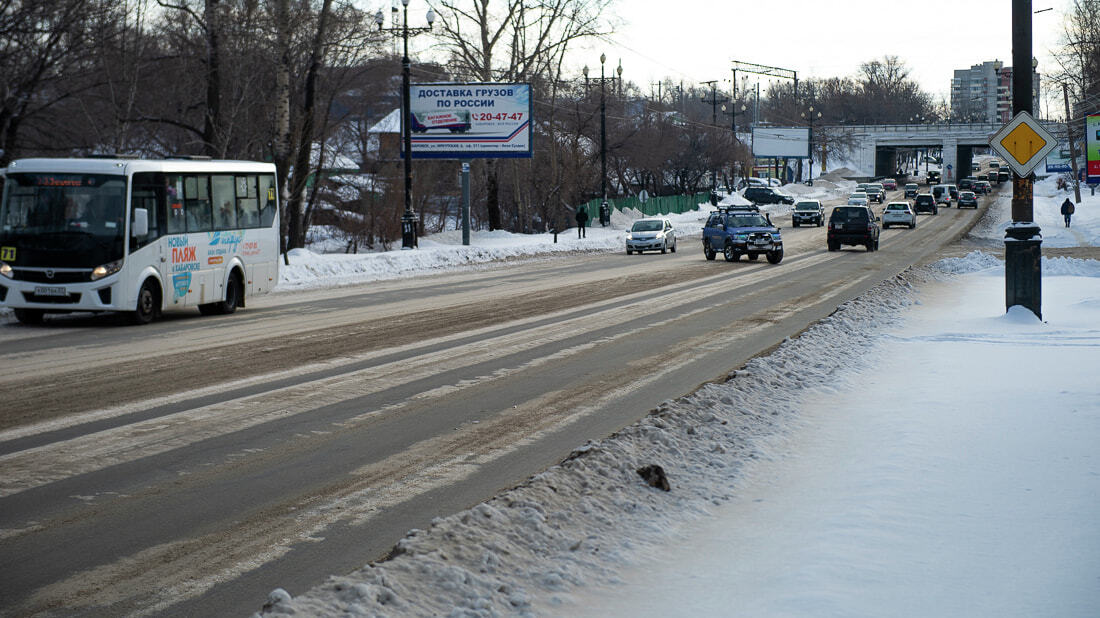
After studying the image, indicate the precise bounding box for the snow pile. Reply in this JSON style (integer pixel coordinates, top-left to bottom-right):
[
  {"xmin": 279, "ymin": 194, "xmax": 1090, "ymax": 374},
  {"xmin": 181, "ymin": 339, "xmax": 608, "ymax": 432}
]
[
  {"xmin": 278, "ymin": 203, "xmax": 714, "ymax": 291},
  {"xmin": 932, "ymin": 250, "xmax": 1003, "ymax": 274},
  {"xmin": 932, "ymin": 250, "xmax": 1100, "ymax": 278},
  {"xmin": 254, "ymin": 273, "xmax": 926, "ymax": 617}
]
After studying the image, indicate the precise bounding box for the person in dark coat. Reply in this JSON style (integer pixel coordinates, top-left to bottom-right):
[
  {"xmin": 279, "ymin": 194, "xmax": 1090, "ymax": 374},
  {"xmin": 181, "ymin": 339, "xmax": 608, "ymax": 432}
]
[
  {"xmin": 1061, "ymin": 198, "xmax": 1075, "ymax": 227},
  {"xmin": 575, "ymin": 204, "xmax": 589, "ymax": 238}
]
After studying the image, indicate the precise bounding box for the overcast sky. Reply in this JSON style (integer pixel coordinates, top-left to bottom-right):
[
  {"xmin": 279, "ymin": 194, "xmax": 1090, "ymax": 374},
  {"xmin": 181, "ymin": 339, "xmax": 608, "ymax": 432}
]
[{"xmin": 569, "ymin": 0, "xmax": 1070, "ymax": 115}]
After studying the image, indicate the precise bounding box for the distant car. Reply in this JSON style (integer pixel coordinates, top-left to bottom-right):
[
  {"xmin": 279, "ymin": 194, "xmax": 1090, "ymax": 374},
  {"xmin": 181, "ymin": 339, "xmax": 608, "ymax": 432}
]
[
  {"xmin": 626, "ymin": 217, "xmax": 677, "ymax": 254},
  {"xmin": 957, "ymin": 190, "xmax": 979, "ymax": 209},
  {"xmin": 958, "ymin": 177, "xmax": 976, "ymax": 191},
  {"xmin": 882, "ymin": 202, "xmax": 917, "ymax": 229},
  {"xmin": 743, "ymin": 186, "xmax": 794, "ymax": 205},
  {"xmin": 864, "ymin": 186, "xmax": 885, "ymax": 203},
  {"xmin": 792, "ymin": 200, "xmax": 825, "ymax": 227},
  {"xmin": 702, "ymin": 208, "xmax": 784, "ymax": 263},
  {"xmin": 932, "ymin": 184, "xmax": 952, "ymax": 207},
  {"xmin": 974, "ymin": 180, "xmax": 992, "ymax": 194},
  {"xmin": 927, "ymin": 170, "xmax": 941, "ymax": 184},
  {"xmin": 904, "ymin": 183, "xmax": 919, "ymax": 198},
  {"xmin": 997, "ymin": 170, "xmax": 1010, "ymax": 182},
  {"xmin": 880, "ymin": 178, "xmax": 898, "ymax": 190},
  {"xmin": 947, "ymin": 184, "xmax": 959, "ymax": 201},
  {"xmin": 739, "ymin": 177, "xmax": 783, "ymax": 189},
  {"xmin": 913, "ymin": 193, "xmax": 938, "ymax": 215},
  {"xmin": 848, "ymin": 192, "xmax": 870, "ymax": 206},
  {"xmin": 827, "ymin": 205, "xmax": 880, "ymax": 252}
]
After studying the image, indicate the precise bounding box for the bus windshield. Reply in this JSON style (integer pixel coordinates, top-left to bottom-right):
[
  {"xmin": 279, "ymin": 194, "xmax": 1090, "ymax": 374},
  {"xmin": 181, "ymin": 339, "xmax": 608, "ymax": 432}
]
[{"xmin": 0, "ymin": 173, "xmax": 126, "ymax": 268}]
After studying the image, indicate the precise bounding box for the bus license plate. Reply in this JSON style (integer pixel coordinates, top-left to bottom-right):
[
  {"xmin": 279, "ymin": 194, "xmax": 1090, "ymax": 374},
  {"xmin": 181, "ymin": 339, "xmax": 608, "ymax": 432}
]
[{"xmin": 34, "ymin": 286, "xmax": 67, "ymax": 297}]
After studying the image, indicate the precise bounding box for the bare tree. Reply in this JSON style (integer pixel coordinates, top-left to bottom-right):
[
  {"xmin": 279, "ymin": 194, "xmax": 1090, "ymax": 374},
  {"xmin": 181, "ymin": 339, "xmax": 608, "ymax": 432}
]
[
  {"xmin": 0, "ymin": 0, "xmax": 123, "ymax": 165},
  {"xmin": 430, "ymin": 0, "xmax": 613, "ymax": 230},
  {"xmin": 1053, "ymin": 0, "xmax": 1100, "ymax": 117}
]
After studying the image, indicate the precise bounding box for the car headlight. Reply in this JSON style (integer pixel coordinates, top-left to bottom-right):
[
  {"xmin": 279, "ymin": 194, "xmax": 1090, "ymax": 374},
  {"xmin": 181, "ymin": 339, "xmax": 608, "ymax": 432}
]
[
  {"xmin": 625, "ymin": 233, "xmax": 632, "ymax": 240},
  {"xmin": 735, "ymin": 234, "xmax": 748, "ymax": 240},
  {"xmin": 0, "ymin": 262, "xmax": 11, "ymax": 279},
  {"xmin": 90, "ymin": 259, "xmax": 123, "ymax": 281}
]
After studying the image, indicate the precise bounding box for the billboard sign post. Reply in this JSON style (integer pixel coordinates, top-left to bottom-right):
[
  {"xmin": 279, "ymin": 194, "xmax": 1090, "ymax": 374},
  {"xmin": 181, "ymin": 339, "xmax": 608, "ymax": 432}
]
[{"xmin": 405, "ymin": 83, "xmax": 532, "ymax": 159}]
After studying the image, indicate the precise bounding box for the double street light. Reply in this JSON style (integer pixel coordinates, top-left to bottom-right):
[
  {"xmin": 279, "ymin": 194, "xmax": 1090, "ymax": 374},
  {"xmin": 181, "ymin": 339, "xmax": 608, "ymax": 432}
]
[{"xmin": 375, "ymin": 0, "xmax": 435, "ymax": 249}]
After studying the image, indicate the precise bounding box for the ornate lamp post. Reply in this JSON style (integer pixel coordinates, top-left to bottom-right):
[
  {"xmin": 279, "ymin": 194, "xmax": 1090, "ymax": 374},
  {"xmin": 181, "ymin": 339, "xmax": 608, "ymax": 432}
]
[
  {"xmin": 375, "ymin": 0, "xmax": 434, "ymax": 249},
  {"xmin": 583, "ymin": 54, "xmax": 618, "ymax": 226}
]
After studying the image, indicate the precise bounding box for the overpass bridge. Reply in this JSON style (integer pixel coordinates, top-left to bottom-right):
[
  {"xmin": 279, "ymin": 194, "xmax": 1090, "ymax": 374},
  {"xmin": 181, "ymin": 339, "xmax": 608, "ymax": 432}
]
[{"xmin": 824, "ymin": 121, "xmax": 1065, "ymax": 181}]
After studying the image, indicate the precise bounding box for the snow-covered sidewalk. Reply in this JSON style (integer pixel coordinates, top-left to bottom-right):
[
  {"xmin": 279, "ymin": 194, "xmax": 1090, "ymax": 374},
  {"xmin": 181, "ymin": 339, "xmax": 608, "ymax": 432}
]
[{"xmin": 563, "ymin": 255, "xmax": 1100, "ymax": 618}]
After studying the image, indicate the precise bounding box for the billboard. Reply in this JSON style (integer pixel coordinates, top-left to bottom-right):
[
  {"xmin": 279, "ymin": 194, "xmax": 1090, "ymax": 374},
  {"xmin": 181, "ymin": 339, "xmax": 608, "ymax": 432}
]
[
  {"xmin": 1088, "ymin": 113, "xmax": 1100, "ymax": 182},
  {"xmin": 405, "ymin": 83, "xmax": 532, "ymax": 159},
  {"xmin": 752, "ymin": 127, "xmax": 810, "ymax": 158},
  {"xmin": 1045, "ymin": 143, "xmax": 1080, "ymax": 173}
]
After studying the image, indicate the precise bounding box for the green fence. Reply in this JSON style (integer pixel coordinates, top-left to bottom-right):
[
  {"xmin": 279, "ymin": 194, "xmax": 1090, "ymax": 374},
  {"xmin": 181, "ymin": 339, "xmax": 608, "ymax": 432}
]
[{"xmin": 582, "ymin": 192, "xmax": 710, "ymax": 218}]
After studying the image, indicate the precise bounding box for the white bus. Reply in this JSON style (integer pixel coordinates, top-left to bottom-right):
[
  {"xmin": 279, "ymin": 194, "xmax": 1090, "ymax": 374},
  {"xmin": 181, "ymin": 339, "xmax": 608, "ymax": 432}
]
[{"xmin": 0, "ymin": 157, "xmax": 280, "ymax": 324}]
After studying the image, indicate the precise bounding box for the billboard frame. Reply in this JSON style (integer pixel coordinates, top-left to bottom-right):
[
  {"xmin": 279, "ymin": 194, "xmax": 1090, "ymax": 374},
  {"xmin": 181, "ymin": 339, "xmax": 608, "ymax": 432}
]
[
  {"xmin": 403, "ymin": 82, "xmax": 533, "ymax": 160},
  {"xmin": 751, "ymin": 127, "xmax": 810, "ymax": 159},
  {"xmin": 1087, "ymin": 113, "xmax": 1100, "ymax": 183}
]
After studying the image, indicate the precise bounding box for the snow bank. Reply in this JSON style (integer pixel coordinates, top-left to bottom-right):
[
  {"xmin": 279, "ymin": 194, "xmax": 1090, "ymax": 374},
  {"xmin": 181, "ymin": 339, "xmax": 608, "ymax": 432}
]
[{"xmin": 932, "ymin": 250, "xmax": 1100, "ymax": 278}]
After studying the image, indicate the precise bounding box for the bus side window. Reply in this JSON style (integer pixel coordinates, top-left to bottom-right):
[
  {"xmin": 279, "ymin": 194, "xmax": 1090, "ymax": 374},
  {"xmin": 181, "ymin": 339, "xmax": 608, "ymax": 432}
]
[
  {"xmin": 235, "ymin": 175, "xmax": 259, "ymax": 228},
  {"xmin": 258, "ymin": 174, "xmax": 276, "ymax": 227},
  {"xmin": 164, "ymin": 174, "xmax": 186, "ymax": 234},
  {"xmin": 211, "ymin": 175, "xmax": 237, "ymax": 230},
  {"xmin": 184, "ymin": 175, "xmax": 211, "ymax": 232}
]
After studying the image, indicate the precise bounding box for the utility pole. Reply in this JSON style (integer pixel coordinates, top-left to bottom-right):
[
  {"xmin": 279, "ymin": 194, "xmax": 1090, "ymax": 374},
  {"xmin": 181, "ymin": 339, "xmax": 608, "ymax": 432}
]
[
  {"xmin": 702, "ymin": 80, "xmax": 729, "ymax": 192},
  {"xmin": 1005, "ymin": 0, "xmax": 1041, "ymax": 319},
  {"xmin": 1063, "ymin": 83, "xmax": 1082, "ymax": 203}
]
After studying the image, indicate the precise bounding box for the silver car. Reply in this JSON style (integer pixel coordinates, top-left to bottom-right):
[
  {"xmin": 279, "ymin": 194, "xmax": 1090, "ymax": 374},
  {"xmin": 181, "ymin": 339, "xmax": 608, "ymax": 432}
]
[
  {"xmin": 847, "ymin": 193, "xmax": 870, "ymax": 206},
  {"xmin": 882, "ymin": 202, "xmax": 917, "ymax": 229},
  {"xmin": 626, "ymin": 217, "xmax": 677, "ymax": 254}
]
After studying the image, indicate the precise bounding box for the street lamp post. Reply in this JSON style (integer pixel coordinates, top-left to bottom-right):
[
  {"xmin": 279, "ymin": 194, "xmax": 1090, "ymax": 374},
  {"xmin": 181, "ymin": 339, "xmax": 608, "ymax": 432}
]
[
  {"xmin": 375, "ymin": 0, "xmax": 434, "ymax": 249},
  {"xmin": 801, "ymin": 105, "xmax": 821, "ymax": 185},
  {"xmin": 584, "ymin": 55, "xmax": 617, "ymax": 226}
]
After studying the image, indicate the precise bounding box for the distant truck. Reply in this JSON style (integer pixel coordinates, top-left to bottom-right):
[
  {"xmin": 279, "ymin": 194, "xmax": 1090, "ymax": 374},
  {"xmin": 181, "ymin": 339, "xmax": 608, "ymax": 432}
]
[{"xmin": 411, "ymin": 110, "xmax": 471, "ymax": 133}]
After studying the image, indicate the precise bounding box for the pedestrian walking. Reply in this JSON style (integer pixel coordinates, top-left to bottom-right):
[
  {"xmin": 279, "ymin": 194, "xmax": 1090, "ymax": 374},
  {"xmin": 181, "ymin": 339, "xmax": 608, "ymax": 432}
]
[
  {"xmin": 1061, "ymin": 198, "xmax": 1075, "ymax": 228},
  {"xmin": 575, "ymin": 204, "xmax": 589, "ymax": 238}
]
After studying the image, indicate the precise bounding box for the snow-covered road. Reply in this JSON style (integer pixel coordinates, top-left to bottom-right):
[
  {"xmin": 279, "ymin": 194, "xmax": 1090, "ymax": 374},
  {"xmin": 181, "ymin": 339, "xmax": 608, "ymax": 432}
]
[{"xmin": 258, "ymin": 176, "xmax": 1100, "ymax": 617}]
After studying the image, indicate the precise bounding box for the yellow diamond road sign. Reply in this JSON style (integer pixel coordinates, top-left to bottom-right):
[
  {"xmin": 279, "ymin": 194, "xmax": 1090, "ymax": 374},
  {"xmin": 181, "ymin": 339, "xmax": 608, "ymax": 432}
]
[{"xmin": 988, "ymin": 111, "xmax": 1059, "ymax": 177}]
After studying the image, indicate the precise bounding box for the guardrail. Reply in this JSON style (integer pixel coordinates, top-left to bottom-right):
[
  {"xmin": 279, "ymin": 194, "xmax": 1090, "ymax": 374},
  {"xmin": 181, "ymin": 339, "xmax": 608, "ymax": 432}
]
[{"xmin": 581, "ymin": 192, "xmax": 710, "ymax": 218}]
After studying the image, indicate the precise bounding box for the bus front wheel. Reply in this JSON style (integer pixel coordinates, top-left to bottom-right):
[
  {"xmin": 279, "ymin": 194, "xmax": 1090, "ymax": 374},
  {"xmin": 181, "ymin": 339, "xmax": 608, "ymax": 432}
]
[{"xmin": 131, "ymin": 279, "xmax": 159, "ymax": 325}]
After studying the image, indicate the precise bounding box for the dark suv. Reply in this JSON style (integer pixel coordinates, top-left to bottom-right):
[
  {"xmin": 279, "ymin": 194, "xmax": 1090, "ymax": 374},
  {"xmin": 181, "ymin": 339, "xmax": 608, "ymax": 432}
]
[
  {"xmin": 702, "ymin": 208, "xmax": 784, "ymax": 263},
  {"xmin": 912, "ymin": 193, "xmax": 938, "ymax": 215},
  {"xmin": 743, "ymin": 186, "xmax": 794, "ymax": 205},
  {"xmin": 827, "ymin": 205, "xmax": 880, "ymax": 252}
]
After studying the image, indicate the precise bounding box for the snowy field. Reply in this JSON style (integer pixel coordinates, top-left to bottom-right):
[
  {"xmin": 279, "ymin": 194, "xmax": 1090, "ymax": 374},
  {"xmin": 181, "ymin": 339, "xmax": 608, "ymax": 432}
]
[{"xmin": 255, "ymin": 177, "xmax": 1100, "ymax": 617}]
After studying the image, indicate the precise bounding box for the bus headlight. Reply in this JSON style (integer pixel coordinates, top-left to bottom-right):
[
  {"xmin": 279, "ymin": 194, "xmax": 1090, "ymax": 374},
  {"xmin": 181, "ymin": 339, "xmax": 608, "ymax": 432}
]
[
  {"xmin": 90, "ymin": 259, "xmax": 123, "ymax": 281},
  {"xmin": 0, "ymin": 262, "xmax": 11, "ymax": 279}
]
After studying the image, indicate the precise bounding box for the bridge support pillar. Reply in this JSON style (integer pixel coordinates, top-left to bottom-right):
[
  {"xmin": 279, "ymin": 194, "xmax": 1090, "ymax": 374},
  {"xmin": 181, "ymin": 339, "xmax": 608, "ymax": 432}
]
[{"xmin": 942, "ymin": 138, "xmax": 958, "ymax": 183}]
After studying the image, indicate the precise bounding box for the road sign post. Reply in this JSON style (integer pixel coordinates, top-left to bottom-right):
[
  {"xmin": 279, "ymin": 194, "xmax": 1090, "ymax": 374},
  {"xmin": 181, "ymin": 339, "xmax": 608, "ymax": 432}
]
[{"xmin": 996, "ymin": 0, "xmax": 1041, "ymax": 319}]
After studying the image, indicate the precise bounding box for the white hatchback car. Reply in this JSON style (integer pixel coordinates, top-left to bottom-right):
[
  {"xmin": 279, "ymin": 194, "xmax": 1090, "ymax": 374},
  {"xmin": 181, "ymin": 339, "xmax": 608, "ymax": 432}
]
[
  {"xmin": 626, "ymin": 217, "xmax": 677, "ymax": 254},
  {"xmin": 882, "ymin": 202, "xmax": 917, "ymax": 229}
]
